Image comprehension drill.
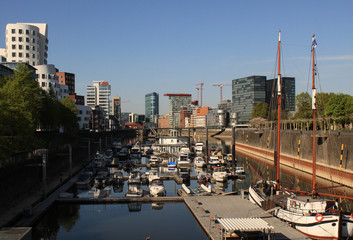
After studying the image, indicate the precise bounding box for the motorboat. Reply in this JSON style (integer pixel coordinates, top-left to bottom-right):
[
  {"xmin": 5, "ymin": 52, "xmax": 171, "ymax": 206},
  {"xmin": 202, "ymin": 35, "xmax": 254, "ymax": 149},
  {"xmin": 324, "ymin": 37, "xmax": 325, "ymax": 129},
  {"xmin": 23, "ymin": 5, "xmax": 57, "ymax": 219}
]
[
  {"xmin": 194, "ymin": 156, "xmax": 206, "ymax": 168},
  {"xmin": 149, "ymin": 179, "xmax": 166, "ymax": 197},
  {"xmin": 208, "ymin": 155, "xmax": 221, "ymax": 167},
  {"xmin": 104, "ymin": 148, "xmax": 113, "ymax": 159},
  {"xmin": 126, "ymin": 182, "xmax": 143, "ymax": 197},
  {"xmin": 147, "ymin": 169, "xmax": 159, "ymax": 183},
  {"xmin": 75, "ymin": 172, "xmax": 92, "ymax": 189},
  {"xmin": 117, "ymin": 146, "xmax": 129, "ymax": 160},
  {"xmin": 168, "ymin": 161, "xmax": 176, "ymax": 168},
  {"xmin": 149, "ymin": 155, "xmax": 159, "ymax": 165},
  {"xmin": 194, "ymin": 142, "xmax": 204, "ymax": 156},
  {"xmin": 130, "ymin": 145, "xmax": 142, "ymax": 159},
  {"xmin": 177, "ymin": 153, "xmax": 190, "ymax": 165},
  {"xmin": 235, "ymin": 166, "xmax": 245, "ymax": 175},
  {"xmin": 128, "ymin": 170, "xmax": 142, "ymax": 183},
  {"xmin": 212, "ymin": 167, "xmax": 228, "ymax": 182},
  {"xmin": 94, "ymin": 172, "xmax": 108, "ymax": 188},
  {"xmin": 112, "ymin": 171, "xmax": 124, "ymax": 185}
]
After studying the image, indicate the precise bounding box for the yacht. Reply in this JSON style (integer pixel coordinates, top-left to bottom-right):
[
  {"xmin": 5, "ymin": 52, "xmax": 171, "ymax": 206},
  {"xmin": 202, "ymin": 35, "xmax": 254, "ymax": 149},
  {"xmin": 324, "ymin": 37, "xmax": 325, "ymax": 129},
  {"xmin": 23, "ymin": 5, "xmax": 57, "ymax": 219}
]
[
  {"xmin": 149, "ymin": 179, "xmax": 166, "ymax": 197},
  {"xmin": 194, "ymin": 156, "xmax": 206, "ymax": 168},
  {"xmin": 212, "ymin": 167, "xmax": 228, "ymax": 182}
]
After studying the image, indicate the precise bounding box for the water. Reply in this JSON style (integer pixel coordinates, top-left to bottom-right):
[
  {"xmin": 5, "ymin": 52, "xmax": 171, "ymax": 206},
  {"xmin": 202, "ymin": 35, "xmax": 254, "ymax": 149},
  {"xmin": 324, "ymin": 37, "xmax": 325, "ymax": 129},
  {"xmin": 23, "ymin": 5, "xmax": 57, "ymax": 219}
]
[{"xmin": 32, "ymin": 203, "xmax": 208, "ymax": 240}]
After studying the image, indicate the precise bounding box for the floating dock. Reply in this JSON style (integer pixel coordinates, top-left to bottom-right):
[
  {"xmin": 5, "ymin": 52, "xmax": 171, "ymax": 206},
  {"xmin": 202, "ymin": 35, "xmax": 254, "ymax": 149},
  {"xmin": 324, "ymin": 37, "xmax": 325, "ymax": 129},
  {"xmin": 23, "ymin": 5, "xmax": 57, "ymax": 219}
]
[{"xmin": 184, "ymin": 195, "xmax": 310, "ymax": 240}]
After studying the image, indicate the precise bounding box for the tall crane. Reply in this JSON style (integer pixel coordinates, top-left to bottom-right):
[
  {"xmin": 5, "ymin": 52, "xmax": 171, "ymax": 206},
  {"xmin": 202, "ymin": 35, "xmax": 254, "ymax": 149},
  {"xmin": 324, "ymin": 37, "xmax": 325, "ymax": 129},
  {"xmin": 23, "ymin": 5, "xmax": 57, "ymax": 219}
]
[
  {"xmin": 212, "ymin": 84, "xmax": 231, "ymax": 104},
  {"xmin": 196, "ymin": 83, "xmax": 204, "ymax": 106}
]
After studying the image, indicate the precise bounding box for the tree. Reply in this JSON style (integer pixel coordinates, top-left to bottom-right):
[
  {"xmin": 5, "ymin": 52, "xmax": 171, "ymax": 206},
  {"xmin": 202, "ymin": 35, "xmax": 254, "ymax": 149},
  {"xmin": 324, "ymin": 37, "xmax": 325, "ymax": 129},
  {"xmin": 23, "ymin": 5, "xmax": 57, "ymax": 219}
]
[
  {"xmin": 59, "ymin": 97, "xmax": 79, "ymax": 135},
  {"xmin": 294, "ymin": 92, "xmax": 311, "ymax": 119},
  {"xmin": 0, "ymin": 64, "xmax": 43, "ymax": 159},
  {"xmin": 325, "ymin": 94, "xmax": 353, "ymax": 126},
  {"xmin": 252, "ymin": 102, "xmax": 269, "ymax": 119}
]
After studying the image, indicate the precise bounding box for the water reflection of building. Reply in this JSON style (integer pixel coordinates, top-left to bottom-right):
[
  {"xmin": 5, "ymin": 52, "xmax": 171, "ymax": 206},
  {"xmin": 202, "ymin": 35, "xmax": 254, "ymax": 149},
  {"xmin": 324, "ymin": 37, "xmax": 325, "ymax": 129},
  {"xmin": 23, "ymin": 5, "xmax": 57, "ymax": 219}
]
[{"xmin": 154, "ymin": 130, "xmax": 189, "ymax": 153}]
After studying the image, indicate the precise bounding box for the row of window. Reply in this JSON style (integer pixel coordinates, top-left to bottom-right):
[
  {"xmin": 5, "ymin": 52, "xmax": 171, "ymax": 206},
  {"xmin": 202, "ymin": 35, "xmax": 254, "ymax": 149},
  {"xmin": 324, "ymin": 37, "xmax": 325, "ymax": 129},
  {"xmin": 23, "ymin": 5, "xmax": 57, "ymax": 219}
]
[
  {"xmin": 11, "ymin": 29, "xmax": 36, "ymax": 35},
  {"xmin": 12, "ymin": 44, "xmax": 36, "ymax": 51},
  {"xmin": 11, "ymin": 52, "xmax": 36, "ymax": 58},
  {"xmin": 11, "ymin": 36, "xmax": 37, "ymax": 43},
  {"xmin": 37, "ymin": 74, "xmax": 58, "ymax": 80}
]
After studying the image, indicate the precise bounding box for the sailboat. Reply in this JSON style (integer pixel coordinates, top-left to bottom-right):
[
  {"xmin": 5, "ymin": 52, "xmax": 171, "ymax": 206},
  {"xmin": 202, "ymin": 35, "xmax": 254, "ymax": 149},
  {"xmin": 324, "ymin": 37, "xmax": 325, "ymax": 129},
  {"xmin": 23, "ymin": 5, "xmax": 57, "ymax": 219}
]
[{"xmin": 249, "ymin": 32, "xmax": 353, "ymax": 239}]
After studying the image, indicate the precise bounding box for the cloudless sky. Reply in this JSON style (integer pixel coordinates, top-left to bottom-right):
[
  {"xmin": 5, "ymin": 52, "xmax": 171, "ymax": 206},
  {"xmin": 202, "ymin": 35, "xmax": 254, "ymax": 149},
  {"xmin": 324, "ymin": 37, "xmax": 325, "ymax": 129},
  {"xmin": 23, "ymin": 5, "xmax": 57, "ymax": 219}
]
[{"xmin": 1, "ymin": 0, "xmax": 352, "ymax": 114}]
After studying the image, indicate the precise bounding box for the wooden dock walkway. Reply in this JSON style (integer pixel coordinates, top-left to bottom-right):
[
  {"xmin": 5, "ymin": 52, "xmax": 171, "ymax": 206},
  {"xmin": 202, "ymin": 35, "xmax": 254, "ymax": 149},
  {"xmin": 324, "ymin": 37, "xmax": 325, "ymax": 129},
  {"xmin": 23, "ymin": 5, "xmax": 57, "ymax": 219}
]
[{"xmin": 184, "ymin": 195, "xmax": 309, "ymax": 240}]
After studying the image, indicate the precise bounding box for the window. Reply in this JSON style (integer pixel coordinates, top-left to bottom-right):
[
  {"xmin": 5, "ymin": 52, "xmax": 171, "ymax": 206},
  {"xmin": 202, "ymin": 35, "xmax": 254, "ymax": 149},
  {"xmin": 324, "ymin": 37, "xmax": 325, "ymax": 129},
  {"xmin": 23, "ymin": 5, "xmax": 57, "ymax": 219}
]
[
  {"xmin": 26, "ymin": 30, "xmax": 29, "ymax": 34},
  {"xmin": 32, "ymin": 46, "xmax": 35, "ymax": 51},
  {"xmin": 12, "ymin": 52, "xmax": 16, "ymax": 57},
  {"xmin": 26, "ymin": 37, "xmax": 29, "ymax": 42},
  {"xmin": 19, "ymin": 45, "xmax": 23, "ymax": 50},
  {"xmin": 41, "ymin": 82, "xmax": 46, "ymax": 87},
  {"xmin": 32, "ymin": 38, "xmax": 35, "ymax": 43},
  {"xmin": 32, "ymin": 54, "xmax": 35, "ymax": 58},
  {"xmin": 19, "ymin": 29, "xmax": 23, "ymax": 34},
  {"xmin": 11, "ymin": 29, "xmax": 15, "ymax": 34},
  {"xmin": 32, "ymin": 30, "xmax": 35, "ymax": 36},
  {"xmin": 42, "ymin": 74, "xmax": 45, "ymax": 79},
  {"xmin": 26, "ymin": 45, "xmax": 29, "ymax": 50},
  {"xmin": 18, "ymin": 37, "xmax": 23, "ymax": 42},
  {"xmin": 26, "ymin": 53, "xmax": 29, "ymax": 58},
  {"xmin": 12, "ymin": 45, "xmax": 16, "ymax": 49},
  {"xmin": 19, "ymin": 53, "xmax": 23, "ymax": 57},
  {"xmin": 32, "ymin": 62, "xmax": 35, "ymax": 66},
  {"xmin": 12, "ymin": 37, "xmax": 15, "ymax": 41}
]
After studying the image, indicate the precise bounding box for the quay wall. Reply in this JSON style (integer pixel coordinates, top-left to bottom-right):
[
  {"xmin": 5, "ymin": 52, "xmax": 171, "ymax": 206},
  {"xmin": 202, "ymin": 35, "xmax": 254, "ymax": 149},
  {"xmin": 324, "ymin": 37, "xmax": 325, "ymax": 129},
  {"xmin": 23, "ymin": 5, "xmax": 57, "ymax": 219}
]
[{"xmin": 215, "ymin": 128, "xmax": 353, "ymax": 188}]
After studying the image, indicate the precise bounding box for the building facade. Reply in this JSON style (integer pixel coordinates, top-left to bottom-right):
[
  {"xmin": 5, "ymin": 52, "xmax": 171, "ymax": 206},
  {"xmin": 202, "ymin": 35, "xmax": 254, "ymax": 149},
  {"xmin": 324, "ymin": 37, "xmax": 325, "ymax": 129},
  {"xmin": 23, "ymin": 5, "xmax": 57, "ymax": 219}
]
[
  {"xmin": 232, "ymin": 76, "xmax": 266, "ymax": 123},
  {"xmin": 145, "ymin": 92, "xmax": 159, "ymax": 122},
  {"xmin": 1, "ymin": 23, "xmax": 48, "ymax": 66},
  {"xmin": 56, "ymin": 72, "xmax": 75, "ymax": 95},
  {"xmin": 265, "ymin": 77, "xmax": 296, "ymax": 112},
  {"xmin": 111, "ymin": 96, "xmax": 121, "ymax": 129},
  {"xmin": 164, "ymin": 93, "xmax": 192, "ymax": 128},
  {"xmin": 86, "ymin": 81, "xmax": 111, "ymax": 116},
  {"xmin": 35, "ymin": 64, "xmax": 69, "ymax": 100}
]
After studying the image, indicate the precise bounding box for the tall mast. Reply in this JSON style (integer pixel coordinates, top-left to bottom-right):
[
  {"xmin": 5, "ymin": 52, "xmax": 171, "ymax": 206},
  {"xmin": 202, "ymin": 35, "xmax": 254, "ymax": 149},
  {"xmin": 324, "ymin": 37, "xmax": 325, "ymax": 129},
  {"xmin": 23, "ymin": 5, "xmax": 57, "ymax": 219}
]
[
  {"xmin": 276, "ymin": 30, "xmax": 282, "ymax": 190},
  {"xmin": 312, "ymin": 34, "xmax": 317, "ymax": 197}
]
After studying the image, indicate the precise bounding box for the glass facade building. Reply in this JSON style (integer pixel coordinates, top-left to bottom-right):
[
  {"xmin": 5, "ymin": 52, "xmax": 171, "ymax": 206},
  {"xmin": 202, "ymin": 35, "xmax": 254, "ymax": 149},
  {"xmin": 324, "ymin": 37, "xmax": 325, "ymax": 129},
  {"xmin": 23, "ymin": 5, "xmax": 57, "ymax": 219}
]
[
  {"xmin": 145, "ymin": 92, "xmax": 159, "ymax": 122},
  {"xmin": 232, "ymin": 76, "xmax": 266, "ymax": 123},
  {"xmin": 265, "ymin": 77, "xmax": 296, "ymax": 112},
  {"xmin": 164, "ymin": 94, "xmax": 192, "ymax": 128}
]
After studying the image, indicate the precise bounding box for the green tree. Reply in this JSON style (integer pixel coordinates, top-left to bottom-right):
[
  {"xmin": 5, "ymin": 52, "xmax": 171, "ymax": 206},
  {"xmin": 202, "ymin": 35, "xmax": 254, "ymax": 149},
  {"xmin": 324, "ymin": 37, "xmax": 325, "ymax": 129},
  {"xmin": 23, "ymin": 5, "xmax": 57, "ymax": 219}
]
[
  {"xmin": 59, "ymin": 96, "xmax": 79, "ymax": 135},
  {"xmin": 325, "ymin": 94, "xmax": 353, "ymax": 125},
  {"xmin": 252, "ymin": 102, "xmax": 269, "ymax": 119},
  {"xmin": 0, "ymin": 64, "xmax": 43, "ymax": 158},
  {"xmin": 294, "ymin": 92, "xmax": 311, "ymax": 119}
]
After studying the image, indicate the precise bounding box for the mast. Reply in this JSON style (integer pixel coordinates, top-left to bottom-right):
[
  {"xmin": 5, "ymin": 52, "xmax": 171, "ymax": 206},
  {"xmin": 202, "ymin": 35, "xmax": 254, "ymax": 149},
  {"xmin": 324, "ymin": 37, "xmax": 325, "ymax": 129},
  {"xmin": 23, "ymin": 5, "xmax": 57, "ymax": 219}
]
[
  {"xmin": 312, "ymin": 34, "xmax": 317, "ymax": 197},
  {"xmin": 276, "ymin": 30, "xmax": 282, "ymax": 190}
]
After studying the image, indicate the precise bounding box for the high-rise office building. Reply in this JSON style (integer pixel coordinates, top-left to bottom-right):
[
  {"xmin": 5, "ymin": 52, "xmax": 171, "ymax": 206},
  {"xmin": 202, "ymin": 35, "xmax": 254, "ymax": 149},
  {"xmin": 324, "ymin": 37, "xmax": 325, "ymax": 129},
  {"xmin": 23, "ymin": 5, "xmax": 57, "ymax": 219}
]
[
  {"xmin": 266, "ymin": 77, "xmax": 296, "ymax": 112},
  {"xmin": 145, "ymin": 92, "xmax": 159, "ymax": 122},
  {"xmin": 164, "ymin": 93, "xmax": 192, "ymax": 128},
  {"xmin": 111, "ymin": 96, "xmax": 121, "ymax": 129},
  {"xmin": 1, "ymin": 23, "xmax": 48, "ymax": 66},
  {"xmin": 232, "ymin": 76, "xmax": 266, "ymax": 123},
  {"xmin": 86, "ymin": 81, "xmax": 111, "ymax": 116}
]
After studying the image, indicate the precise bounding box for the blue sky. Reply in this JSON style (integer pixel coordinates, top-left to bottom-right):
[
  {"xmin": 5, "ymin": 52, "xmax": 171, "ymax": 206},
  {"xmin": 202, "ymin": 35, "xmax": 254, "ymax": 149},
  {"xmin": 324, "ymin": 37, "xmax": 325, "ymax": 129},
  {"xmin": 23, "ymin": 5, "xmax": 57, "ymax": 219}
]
[{"xmin": 1, "ymin": 0, "xmax": 352, "ymax": 114}]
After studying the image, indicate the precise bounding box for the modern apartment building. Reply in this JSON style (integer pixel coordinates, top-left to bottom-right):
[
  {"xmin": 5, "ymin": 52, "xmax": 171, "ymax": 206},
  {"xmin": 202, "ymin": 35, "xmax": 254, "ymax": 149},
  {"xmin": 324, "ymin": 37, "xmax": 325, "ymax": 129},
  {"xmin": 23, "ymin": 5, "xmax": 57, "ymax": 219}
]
[
  {"xmin": 56, "ymin": 72, "xmax": 75, "ymax": 95},
  {"xmin": 145, "ymin": 92, "xmax": 159, "ymax": 122},
  {"xmin": 164, "ymin": 93, "xmax": 192, "ymax": 128},
  {"xmin": 266, "ymin": 77, "xmax": 296, "ymax": 112},
  {"xmin": 86, "ymin": 81, "xmax": 111, "ymax": 116},
  {"xmin": 232, "ymin": 76, "xmax": 266, "ymax": 123},
  {"xmin": 35, "ymin": 64, "xmax": 68, "ymax": 100},
  {"xmin": 1, "ymin": 23, "xmax": 48, "ymax": 66}
]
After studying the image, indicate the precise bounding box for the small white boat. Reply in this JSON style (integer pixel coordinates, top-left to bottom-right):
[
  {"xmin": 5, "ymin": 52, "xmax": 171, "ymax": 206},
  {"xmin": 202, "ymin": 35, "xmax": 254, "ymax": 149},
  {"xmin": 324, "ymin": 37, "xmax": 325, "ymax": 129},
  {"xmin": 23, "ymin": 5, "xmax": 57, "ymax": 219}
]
[
  {"xmin": 149, "ymin": 179, "xmax": 166, "ymax": 197},
  {"xmin": 130, "ymin": 145, "xmax": 142, "ymax": 159},
  {"xmin": 194, "ymin": 142, "xmax": 204, "ymax": 156},
  {"xmin": 126, "ymin": 182, "xmax": 143, "ymax": 197},
  {"xmin": 194, "ymin": 156, "xmax": 206, "ymax": 168},
  {"xmin": 128, "ymin": 170, "xmax": 142, "ymax": 183},
  {"xmin": 212, "ymin": 167, "xmax": 228, "ymax": 182},
  {"xmin": 235, "ymin": 166, "xmax": 245, "ymax": 175},
  {"xmin": 149, "ymin": 155, "xmax": 159, "ymax": 165},
  {"xmin": 177, "ymin": 153, "xmax": 190, "ymax": 165},
  {"xmin": 147, "ymin": 169, "xmax": 159, "ymax": 183},
  {"xmin": 209, "ymin": 156, "xmax": 221, "ymax": 167}
]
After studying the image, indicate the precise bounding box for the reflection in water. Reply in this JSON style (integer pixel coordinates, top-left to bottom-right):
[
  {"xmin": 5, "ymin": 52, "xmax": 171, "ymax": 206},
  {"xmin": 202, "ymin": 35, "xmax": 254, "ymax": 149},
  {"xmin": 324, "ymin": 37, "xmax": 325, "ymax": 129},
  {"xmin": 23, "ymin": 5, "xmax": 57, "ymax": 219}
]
[{"xmin": 32, "ymin": 203, "xmax": 208, "ymax": 240}]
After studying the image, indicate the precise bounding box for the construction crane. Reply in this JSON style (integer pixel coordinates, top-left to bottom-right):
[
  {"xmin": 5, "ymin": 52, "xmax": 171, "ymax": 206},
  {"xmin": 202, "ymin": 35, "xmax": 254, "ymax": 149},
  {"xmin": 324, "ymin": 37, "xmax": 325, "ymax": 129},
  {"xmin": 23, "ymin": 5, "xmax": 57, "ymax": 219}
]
[
  {"xmin": 212, "ymin": 84, "xmax": 231, "ymax": 104},
  {"xmin": 196, "ymin": 83, "xmax": 204, "ymax": 106}
]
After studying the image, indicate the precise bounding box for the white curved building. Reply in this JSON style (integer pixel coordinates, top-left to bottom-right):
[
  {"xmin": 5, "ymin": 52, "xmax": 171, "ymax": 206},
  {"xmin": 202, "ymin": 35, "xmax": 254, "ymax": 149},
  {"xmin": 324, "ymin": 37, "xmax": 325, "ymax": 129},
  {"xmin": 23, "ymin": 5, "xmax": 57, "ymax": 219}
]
[
  {"xmin": 35, "ymin": 64, "xmax": 68, "ymax": 100},
  {"xmin": 3, "ymin": 23, "xmax": 48, "ymax": 66}
]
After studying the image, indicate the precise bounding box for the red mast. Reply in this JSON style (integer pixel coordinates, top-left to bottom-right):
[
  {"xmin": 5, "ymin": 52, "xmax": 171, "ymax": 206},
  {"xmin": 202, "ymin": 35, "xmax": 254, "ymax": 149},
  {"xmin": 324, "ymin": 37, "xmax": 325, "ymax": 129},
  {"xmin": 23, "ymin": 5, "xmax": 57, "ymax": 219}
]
[
  {"xmin": 312, "ymin": 34, "xmax": 317, "ymax": 197},
  {"xmin": 276, "ymin": 30, "xmax": 282, "ymax": 190}
]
